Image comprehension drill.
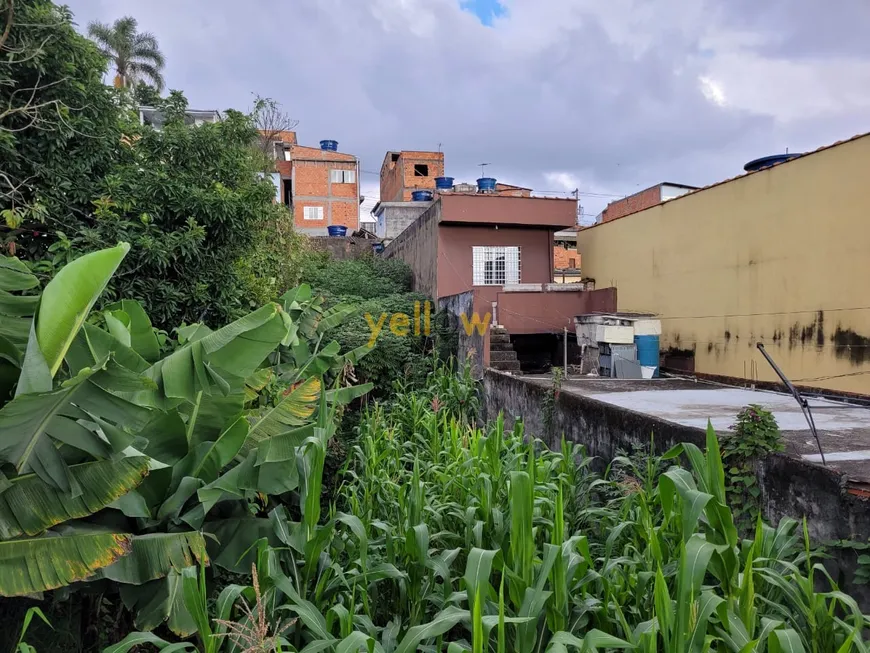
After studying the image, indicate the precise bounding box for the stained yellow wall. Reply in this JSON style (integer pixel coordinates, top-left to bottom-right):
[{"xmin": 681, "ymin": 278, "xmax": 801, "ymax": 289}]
[{"xmin": 577, "ymin": 134, "xmax": 870, "ymax": 395}]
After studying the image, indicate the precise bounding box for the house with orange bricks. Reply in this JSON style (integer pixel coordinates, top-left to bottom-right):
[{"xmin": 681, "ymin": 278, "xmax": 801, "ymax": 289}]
[{"xmin": 264, "ymin": 131, "xmax": 361, "ymax": 235}]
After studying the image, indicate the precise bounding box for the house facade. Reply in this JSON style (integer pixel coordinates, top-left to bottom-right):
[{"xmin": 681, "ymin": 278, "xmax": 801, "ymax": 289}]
[
  {"xmin": 266, "ymin": 133, "xmax": 361, "ymax": 235},
  {"xmin": 380, "ymin": 150, "xmax": 445, "ymax": 202},
  {"xmin": 384, "ymin": 192, "xmax": 615, "ymax": 370},
  {"xmin": 577, "ymin": 132, "xmax": 870, "ymax": 395}
]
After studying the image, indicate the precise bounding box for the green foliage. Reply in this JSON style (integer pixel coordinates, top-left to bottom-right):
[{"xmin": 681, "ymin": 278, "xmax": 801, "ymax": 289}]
[
  {"xmin": 3, "ymin": 3, "xmax": 306, "ymax": 330},
  {"xmin": 0, "ymin": 0, "xmax": 121, "ymax": 254},
  {"xmin": 724, "ymin": 404, "xmax": 783, "ymax": 530},
  {"xmin": 105, "ymin": 366, "xmax": 870, "ymax": 652},
  {"xmin": 86, "ymin": 16, "xmax": 165, "ymax": 91},
  {"xmin": 304, "ymin": 254, "xmax": 413, "ymax": 299},
  {"xmin": 301, "ymin": 254, "xmax": 431, "ymax": 397},
  {"xmin": 0, "ymin": 245, "xmax": 370, "ymax": 643}
]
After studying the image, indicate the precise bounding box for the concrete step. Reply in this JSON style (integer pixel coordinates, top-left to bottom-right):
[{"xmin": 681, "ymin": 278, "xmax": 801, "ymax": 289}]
[
  {"xmin": 491, "ymin": 327, "xmax": 508, "ymax": 335},
  {"xmin": 490, "ymin": 341, "xmax": 514, "ymax": 352},
  {"xmin": 490, "ymin": 333, "xmax": 510, "ymax": 344},
  {"xmin": 490, "ymin": 349, "xmax": 518, "ymax": 363},
  {"xmin": 490, "ymin": 360, "xmax": 522, "ymax": 372}
]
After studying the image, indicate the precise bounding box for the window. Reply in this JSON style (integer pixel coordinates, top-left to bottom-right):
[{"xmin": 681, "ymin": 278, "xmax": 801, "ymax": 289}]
[
  {"xmin": 472, "ymin": 247, "xmax": 521, "ymax": 286},
  {"xmin": 303, "ymin": 206, "xmax": 324, "ymax": 220},
  {"xmin": 413, "ymin": 163, "xmax": 429, "ymax": 177},
  {"xmin": 330, "ymin": 169, "xmax": 356, "ymax": 183}
]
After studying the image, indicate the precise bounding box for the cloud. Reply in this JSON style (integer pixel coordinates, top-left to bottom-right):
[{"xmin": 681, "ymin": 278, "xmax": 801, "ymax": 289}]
[{"xmin": 65, "ymin": 0, "xmax": 870, "ymax": 217}]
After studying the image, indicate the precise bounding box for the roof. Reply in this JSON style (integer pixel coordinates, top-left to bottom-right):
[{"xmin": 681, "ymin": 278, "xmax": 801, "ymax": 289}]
[
  {"xmin": 495, "ymin": 182, "xmax": 533, "ymax": 191},
  {"xmin": 260, "ymin": 129, "xmax": 297, "ymax": 145},
  {"xmin": 289, "ymin": 144, "xmax": 356, "ymax": 162},
  {"xmin": 582, "ymin": 130, "xmax": 870, "ymax": 231}
]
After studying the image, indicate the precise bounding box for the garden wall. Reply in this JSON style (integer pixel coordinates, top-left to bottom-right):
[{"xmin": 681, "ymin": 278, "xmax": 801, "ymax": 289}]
[{"xmin": 482, "ymin": 369, "xmax": 870, "ymax": 607}]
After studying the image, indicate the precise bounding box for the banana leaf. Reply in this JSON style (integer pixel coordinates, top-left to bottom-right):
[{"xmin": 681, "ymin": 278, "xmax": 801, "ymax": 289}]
[
  {"xmin": 36, "ymin": 243, "xmax": 130, "ymax": 377},
  {"xmin": 0, "ymin": 529, "xmax": 133, "ymax": 596},
  {"xmin": 98, "ymin": 532, "xmax": 208, "ymax": 584},
  {"xmin": 0, "ymin": 457, "xmax": 149, "ymax": 537}
]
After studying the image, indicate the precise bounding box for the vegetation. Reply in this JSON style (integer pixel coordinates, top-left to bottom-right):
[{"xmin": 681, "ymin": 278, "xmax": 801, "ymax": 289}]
[
  {"xmin": 99, "ymin": 363, "xmax": 870, "ymax": 652},
  {"xmin": 301, "ymin": 253, "xmax": 430, "ymax": 395},
  {"xmin": 0, "ymin": 245, "xmax": 370, "ymax": 649},
  {"xmin": 87, "ymin": 16, "xmax": 165, "ymax": 91},
  {"xmin": 2, "ymin": 1, "xmax": 305, "ymax": 331},
  {"xmin": 724, "ymin": 405, "xmax": 783, "ymax": 530}
]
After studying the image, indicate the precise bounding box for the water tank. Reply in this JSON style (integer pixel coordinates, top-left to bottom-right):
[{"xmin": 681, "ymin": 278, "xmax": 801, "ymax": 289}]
[
  {"xmin": 327, "ymin": 225, "xmax": 347, "ymax": 237},
  {"xmin": 411, "ymin": 190, "xmax": 433, "ymax": 202},
  {"xmin": 434, "ymin": 176, "xmax": 454, "ymax": 190},
  {"xmin": 320, "ymin": 140, "xmax": 339, "ymax": 152},
  {"xmin": 634, "ymin": 335, "xmax": 660, "ymax": 378},
  {"xmin": 477, "ymin": 177, "xmax": 497, "ymax": 192},
  {"xmin": 743, "ymin": 153, "xmax": 802, "ymax": 172}
]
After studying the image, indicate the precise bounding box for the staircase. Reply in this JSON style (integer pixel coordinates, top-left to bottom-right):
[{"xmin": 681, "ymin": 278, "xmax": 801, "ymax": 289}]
[{"xmin": 489, "ymin": 327, "xmax": 521, "ymax": 373}]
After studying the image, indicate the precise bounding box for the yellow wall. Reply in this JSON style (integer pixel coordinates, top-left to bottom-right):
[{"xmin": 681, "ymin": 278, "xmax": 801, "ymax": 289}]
[{"xmin": 577, "ymin": 134, "xmax": 870, "ymax": 394}]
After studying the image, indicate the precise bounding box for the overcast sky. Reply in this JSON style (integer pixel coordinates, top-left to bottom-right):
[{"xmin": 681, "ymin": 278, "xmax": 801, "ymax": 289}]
[{"xmin": 64, "ymin": 0, "xmax": 870, "ymax": 221}]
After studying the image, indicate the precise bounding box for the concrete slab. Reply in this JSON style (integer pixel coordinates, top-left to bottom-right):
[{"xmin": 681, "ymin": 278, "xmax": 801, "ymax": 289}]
[{"xmin": 523, "ymin": 375, "xmax": 870, "ymax": 482}]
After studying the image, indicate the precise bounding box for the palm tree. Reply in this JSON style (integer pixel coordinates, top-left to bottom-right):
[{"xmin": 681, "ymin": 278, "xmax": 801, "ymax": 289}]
[{"xmin": 87, "ymin": 16, "xmax": 165, "ymax": 92}]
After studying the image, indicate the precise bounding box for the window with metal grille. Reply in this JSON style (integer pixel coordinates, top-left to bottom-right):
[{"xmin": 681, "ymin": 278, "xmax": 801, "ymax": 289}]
[{"xmin": 472, "ymin": 246, "xmax": 521, "ymax": 286}]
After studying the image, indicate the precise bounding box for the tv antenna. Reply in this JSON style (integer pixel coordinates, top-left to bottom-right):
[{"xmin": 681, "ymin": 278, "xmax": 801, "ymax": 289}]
[{"xmin": 478, "ymin": 162, "xmax": 491, "ymax": 177}]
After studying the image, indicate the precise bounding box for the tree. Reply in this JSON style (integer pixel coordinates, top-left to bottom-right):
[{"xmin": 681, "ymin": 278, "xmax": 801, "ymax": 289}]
[
  {"xmin": 0, "ymin": 0, "xmax": 120, "ymax": 256},
  {"xmin": 87, "ymin": 15, "xmax": 165, "ymax": 91},
  {"xmin": 252, "ymin": 95, "xmax": 299, "ymax": 167},
  {"xmin": 60, "ymin": 90, "xmax": 303, "ymax": 330}
]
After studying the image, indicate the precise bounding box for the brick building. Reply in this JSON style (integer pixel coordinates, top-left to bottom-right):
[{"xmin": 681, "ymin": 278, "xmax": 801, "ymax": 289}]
[
  {"xmin": 598, "ymin": 182, "xmax": 696, "ymax": 223},
  {"xmin": 265, "ymin": 132, "xmax": 361, "ymax": 235},
  {"xmin": 379, "ymin": 150, "xmax": 445, "ymax": 202}
]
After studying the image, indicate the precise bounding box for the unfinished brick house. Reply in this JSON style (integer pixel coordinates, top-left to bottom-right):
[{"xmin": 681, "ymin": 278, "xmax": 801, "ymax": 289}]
[
  {"xmin": 598, "ymin": 182, "xmax": 696, "ymax": 223},
  {"xmin": 379, "ymin": 150, "xmax": 445, "ymax": 202},
  {"xmin": 265, "ymin": 132, "xmax": 360, "ymax": 235}
]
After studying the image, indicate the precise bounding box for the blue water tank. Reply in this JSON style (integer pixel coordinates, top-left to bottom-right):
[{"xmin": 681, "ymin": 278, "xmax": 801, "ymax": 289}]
[
  {"xmin": 434, "ymin": 176, "xmax": 454, "ymax": 190},
  {"xmin": 320, "ymin": 140, "xmax": 339, "ymax": 152},
  {"xmin": 477, "ymin": 177, "xmax": 497, "ymax": 192},
  {"xmin": 327, "ymin": 225, "xmax": 347, "ymax": 237},
  {"xmin": 634, "ymin": 335, "xmax": 660, "ymax": 378},
  {"xmin": 411, "ymin": 190, "xmax": 433, "ymax": 201},
  {"xmin": 743, "ymin": 153, "xmax": 802, "ymax": 172}
]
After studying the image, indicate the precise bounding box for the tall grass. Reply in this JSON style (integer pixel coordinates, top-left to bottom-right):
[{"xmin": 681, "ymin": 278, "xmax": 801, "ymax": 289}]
[{"xmin": 107, "ymin": 361, "xmax": 870, "ymax": 652}]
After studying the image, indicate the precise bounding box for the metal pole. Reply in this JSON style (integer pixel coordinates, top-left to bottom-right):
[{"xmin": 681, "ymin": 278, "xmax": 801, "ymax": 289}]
[{"xmin": 756, "ymin": 343, "xmax": 826, "ymax": 465}]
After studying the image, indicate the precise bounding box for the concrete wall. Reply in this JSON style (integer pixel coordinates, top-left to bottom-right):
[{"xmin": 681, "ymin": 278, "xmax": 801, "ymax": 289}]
[
  {"xmin": 383, "ymin": 201, "xmax": 440, "ymax": 298},
  {"xmin": 375, "ymin": 202, "xmax": 432, "ymax": 240},
  {"xmin": 482, "ymin": 369, "xmax": 870, "ymax": 606},
  {"xmin": 439, "ymin": 291, "xmax": 486, "ymax": 378},
  {"xmin": 577, "ymin": 134, "xmax": 870, "ymax": 395},
  {"xmin": 497, "ymin": 287, "xmax": 617, "ymax": 334}
]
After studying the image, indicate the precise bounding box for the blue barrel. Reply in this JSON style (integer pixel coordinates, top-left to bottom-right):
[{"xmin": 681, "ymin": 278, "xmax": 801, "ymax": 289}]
[
  {"xmin": 434, "ymin": 176, "xmax": 454, "ymax": 190},
  {"xmin": 327, "ymin": 225, "xmax": 347, "ymax": 237},
  {"xmin": 371, "ymin": 242, "xmax": 385, "ymax": 254},
  {"xmin": 411, "ymin": 190, "xmax": 433, "ymax": 201},
  {"xmin": 634, "ymin": 335, "xmax": 660, "ymax": 377},
  {"xmin": 477, "ymin": 177, "xmax": 497, "ymax": 192},
  {"xmin": 319, "ymin": 140, "xmax": 338, "ymax": 151}
]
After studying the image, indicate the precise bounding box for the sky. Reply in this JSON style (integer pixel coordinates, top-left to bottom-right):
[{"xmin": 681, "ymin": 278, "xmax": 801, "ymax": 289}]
[{"xmin": 65, "ymin": 0, "xmax": 870, "ymax": 223}]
